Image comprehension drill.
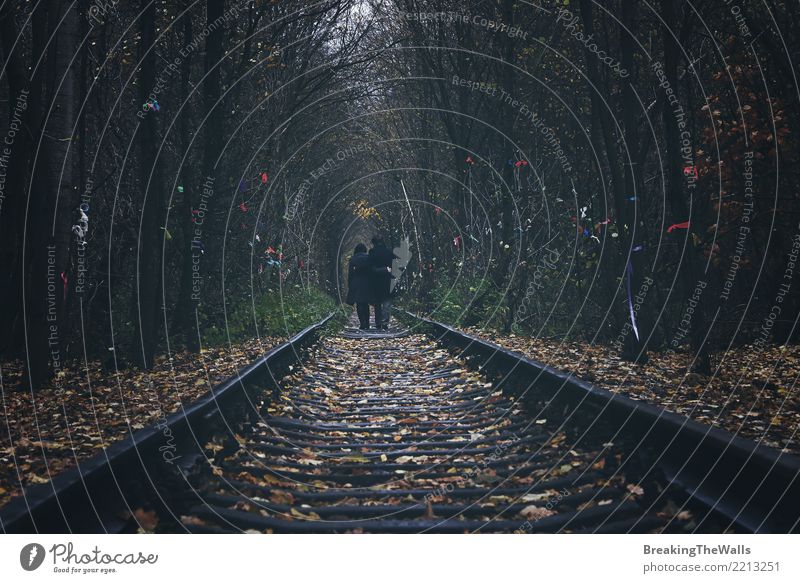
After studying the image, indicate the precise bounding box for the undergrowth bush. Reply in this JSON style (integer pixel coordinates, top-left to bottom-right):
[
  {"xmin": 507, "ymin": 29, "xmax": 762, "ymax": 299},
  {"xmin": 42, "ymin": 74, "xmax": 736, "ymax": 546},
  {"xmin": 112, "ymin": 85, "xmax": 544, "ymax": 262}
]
[
  {"xmin": 402, "ymin": 274, "xmax": 507, "ymax": 328},
  {"xmin": 202, "ymin": 287, "xmax": 342, "ymax": 346}
]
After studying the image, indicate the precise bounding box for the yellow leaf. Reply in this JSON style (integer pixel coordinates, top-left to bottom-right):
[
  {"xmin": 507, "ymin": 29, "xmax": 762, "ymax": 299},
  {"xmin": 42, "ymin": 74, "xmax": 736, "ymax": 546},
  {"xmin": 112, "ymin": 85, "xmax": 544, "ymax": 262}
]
[
  {"xmin": 26, "ymin": 473, "xmax": 50, "ymax": 485},
  {"xmin": 519, "ymin": 506, "xmax": 555, "ymax": 520},
  {"xmin": 290, "ymin": 507, "xmax": 320, "ymax": 520}
]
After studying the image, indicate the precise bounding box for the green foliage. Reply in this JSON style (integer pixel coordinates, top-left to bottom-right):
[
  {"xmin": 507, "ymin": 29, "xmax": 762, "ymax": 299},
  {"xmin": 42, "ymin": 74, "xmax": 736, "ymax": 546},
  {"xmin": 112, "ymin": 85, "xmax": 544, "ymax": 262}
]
[
  {"xmin": 201, "ymin": 287, "xmax": 339, "ymax": 346},
  {"xmin": 404, "ymin": 274, "xmax": 507, "ymax": 328}
]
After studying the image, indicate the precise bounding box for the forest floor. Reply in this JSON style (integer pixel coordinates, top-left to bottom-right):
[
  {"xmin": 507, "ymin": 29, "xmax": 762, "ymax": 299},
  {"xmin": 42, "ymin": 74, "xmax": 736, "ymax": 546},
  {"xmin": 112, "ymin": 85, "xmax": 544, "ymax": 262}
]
[
  {"xmin": 0, "ymin": 338, "xmax": 280, "ymax": 509},
  {"xmin": 463, "ymin": 328, "xmax": 800, "ymax": 457}
]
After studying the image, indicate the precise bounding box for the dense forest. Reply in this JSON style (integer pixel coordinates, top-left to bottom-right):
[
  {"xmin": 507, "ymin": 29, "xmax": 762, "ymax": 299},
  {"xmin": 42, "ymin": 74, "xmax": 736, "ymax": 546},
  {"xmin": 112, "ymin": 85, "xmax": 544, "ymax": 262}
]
[{"xmin": 1, "ymin": 0, "xmax": 798, "ymax": 391}]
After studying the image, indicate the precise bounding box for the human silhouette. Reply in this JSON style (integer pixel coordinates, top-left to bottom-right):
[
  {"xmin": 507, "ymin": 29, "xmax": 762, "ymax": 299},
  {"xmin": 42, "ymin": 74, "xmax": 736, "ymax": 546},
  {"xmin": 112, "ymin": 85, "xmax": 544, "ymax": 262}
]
[
  {"xmin": 369, "ymin": 236, "xmax": 398, "ymax": 330},
  {"xmin": 346, "ymin": 243, "xmax": 373, "ymax": 330}
]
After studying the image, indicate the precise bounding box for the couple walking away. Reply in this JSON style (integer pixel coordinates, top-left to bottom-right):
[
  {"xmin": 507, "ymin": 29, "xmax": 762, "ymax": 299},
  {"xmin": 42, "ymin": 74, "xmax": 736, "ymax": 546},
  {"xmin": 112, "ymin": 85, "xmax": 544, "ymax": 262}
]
[{"xmin": 347, "ymin": 236, "xmax": 398, "ymax": 331}]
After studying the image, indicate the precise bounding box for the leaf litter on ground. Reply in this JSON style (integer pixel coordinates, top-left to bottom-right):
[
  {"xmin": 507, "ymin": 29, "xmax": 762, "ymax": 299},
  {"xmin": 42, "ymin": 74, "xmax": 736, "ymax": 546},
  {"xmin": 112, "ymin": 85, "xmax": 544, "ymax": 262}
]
[
  {"xmin": 463, "ymin": 328, "xmax": 800, "ymax": 456},
  {"xmin": 0, "ymin": 337, "xmax": 280, "ymax": 508}
]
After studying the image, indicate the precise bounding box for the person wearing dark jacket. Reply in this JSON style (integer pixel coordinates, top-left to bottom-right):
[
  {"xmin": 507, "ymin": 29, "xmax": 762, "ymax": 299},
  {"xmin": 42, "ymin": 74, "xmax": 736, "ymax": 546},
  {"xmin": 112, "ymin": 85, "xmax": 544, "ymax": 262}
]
[
  {"xmin": 346, "ymin": 243, "xmax": 373, "ymax": 329},
  {"xmin": 369, "ymin": 236, "xmax": 398, "ymax": 330}
]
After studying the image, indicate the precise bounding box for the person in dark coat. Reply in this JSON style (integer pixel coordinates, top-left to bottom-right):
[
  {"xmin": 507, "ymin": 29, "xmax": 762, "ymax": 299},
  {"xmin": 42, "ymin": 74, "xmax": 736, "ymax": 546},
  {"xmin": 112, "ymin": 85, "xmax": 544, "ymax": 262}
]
[
  {"xmin": 369, "ymin": 236, "xmax": 398, "ymax": 330},
  {"xmin": 346, "ymin": 243, "xmax": 373, "ymax": 329}
]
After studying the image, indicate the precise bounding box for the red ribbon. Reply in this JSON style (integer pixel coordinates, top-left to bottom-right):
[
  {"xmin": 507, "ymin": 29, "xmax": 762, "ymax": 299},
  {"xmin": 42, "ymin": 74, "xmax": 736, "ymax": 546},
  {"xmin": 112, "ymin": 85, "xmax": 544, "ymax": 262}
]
[
  {"xmin": 667, "ymin": 221, "xmax": 691, "ymax": 233},
  {"xmin": 239, "ymin": 202, "xmax": 248, "ymax": 212},
  {"xmin": 60, "ymin": 272, "xmax": 68, "ymax": 301},
  {"xmin": 261, "ymin": 172, "xmax": 268, "ymax": 184}
]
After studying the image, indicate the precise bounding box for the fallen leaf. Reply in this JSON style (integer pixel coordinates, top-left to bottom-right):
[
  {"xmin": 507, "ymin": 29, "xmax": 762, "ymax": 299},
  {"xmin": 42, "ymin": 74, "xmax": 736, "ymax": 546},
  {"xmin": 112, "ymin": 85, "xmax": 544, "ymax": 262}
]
[
  {"xmin": 519, "ymin": 505, "xmax": 555, "ymax": 520},
  {"xmin": 627, "ymin": 484, "xmax": 645, "ymax": 496},
  {"xmin": 132, "ymin": 508, "xmax": 159, "ymax": 532}
]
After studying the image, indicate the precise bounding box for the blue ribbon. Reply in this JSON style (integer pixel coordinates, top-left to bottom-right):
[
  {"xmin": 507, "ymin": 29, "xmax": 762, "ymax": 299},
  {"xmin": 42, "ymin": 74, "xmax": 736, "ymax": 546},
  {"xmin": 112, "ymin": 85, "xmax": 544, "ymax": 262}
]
[{"xmin": 626, "ymin": 259, "xmax": 640, "ymax": 341}]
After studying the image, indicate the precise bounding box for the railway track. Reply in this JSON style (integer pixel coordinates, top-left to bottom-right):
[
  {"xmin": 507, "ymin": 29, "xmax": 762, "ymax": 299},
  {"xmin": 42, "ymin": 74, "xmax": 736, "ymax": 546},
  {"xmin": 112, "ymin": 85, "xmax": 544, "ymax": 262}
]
[
  {"xmin": 178, "ymin": 320, "xmax": 699, "ymax": 533},
  {"xmin": 3, "ymin": 314, "xmax": 798, "ymax": 533}
]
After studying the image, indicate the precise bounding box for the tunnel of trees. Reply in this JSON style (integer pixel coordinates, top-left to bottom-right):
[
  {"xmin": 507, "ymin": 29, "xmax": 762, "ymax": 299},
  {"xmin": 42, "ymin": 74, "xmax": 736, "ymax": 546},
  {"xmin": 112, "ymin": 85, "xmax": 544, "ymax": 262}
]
[{"xmin": 1, "ymin": 0, "xmax": 798, "ymax": 393}]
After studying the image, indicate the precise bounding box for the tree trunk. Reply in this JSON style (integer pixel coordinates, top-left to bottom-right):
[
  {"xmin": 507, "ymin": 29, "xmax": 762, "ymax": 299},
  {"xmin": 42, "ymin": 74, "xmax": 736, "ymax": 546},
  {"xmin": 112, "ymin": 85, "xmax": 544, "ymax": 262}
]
[
  {"xmin": 174, "ymin": 4, "xmax": 199, "ymax": 351},
  {"xmin": 660, "ymin": 0, "xmax": 710, "ymax": 372},
  {"xmin": 191, "ymin": 0, "xmax": 226, "ymax": 345},
  {"xmin": 0, "ymin": 0, "xmax": 33, "ymax": 356},
  {"xmin": 580, "ymin": 0, "xmax": 643, "ymax": 360},
  {"xmin": 24, "ymin": 0, "xmax": 79, "ymax": 389},
  {"xmin": 497, "ymin": 0, "xmax": 521, "ymax": 325},
  {"xmin": 618, "ymin": 0, "xmax": 649, "ymax": 363},
  {"xmin": 133, "ymin": 0, "xmax": 164, "ymax": 369}
]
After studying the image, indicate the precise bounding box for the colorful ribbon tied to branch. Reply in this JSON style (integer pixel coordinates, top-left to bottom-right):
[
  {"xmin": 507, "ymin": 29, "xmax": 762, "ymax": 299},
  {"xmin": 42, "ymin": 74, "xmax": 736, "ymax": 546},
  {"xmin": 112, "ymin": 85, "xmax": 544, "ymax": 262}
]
[
  {"xmin": 667, "ymin": 221, "xmax": 691, "ymax": 234},
  {"xmin": 60, "ymin": 272, "xmax": 68, "ymax": 301},
  {"xmin": 596, "ymin": 218, "xmax": 612, "ymax": 232},
  {"xmin": 261, "ymin": 172, "xmax": 268, "ymax": 184},
  {"xmin": 625, "ymin": 260, "xmax": 640, "ymax": 342},
  {"xmin": 453, "ymin": 234, "xmax": 462, "ymax": 249},
  {"xmin": 72, "ymin": 205, "xmax": 89, "ymax": 245}
]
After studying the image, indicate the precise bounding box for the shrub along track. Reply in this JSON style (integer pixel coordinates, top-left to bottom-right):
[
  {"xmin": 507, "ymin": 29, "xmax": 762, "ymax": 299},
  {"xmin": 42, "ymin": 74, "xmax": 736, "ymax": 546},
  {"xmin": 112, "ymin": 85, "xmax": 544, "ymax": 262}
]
[{"xmin": 179, "ymin": 327, "xmax": 706, "ymax": 533}]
